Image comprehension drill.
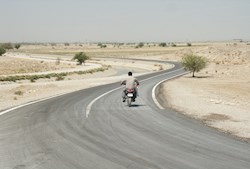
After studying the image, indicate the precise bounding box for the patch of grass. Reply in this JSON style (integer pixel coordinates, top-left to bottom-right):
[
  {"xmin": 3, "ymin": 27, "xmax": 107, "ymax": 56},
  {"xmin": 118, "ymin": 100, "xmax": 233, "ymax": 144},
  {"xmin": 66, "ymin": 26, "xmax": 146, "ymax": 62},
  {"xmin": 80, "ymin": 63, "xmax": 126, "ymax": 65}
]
[
  {"xmin": 0, "ymin": 66, "xmax": 110, "ymax": 82},
  {"xmin": 203, "ymin": 113, "xmax": 231, "ymax": 122},
  {"xmin": 14, "ymin": 90, "xmax": 24, "ymax": 96},
  {"xmin": 55, "ymin": 75, "xmax": 65, "ymax": 81}
]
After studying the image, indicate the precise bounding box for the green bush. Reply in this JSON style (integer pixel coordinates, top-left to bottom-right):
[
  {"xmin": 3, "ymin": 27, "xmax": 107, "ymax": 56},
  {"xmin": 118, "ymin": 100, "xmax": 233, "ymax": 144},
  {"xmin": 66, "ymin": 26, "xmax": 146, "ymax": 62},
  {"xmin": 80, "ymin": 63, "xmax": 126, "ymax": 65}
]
[
  {"xmin": 137, "ymin": 42, "xmax": 144, "ymax": 48},
  {"xmin": 72, "ymin": 52, "xmax": 90, "ymax": 65},
  {"xmin": 14, "ymin": 44, "xmax": 21, "ymax": 49},
  {"xmin": 159, "ymin": 43, "xmax": 167, "ymax": 47},
  {"xmin": 0, "ymin": 46, "xmax": 6, "ymax": 56}
]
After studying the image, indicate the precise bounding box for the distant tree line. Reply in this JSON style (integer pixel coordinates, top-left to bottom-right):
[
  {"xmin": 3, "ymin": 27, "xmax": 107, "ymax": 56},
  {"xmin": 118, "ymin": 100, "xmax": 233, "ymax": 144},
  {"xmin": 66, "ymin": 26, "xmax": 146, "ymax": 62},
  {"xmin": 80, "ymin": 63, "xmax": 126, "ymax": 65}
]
[{"xmin": 0, "ymin": 43, "xmax": 21, "ymax": 56}]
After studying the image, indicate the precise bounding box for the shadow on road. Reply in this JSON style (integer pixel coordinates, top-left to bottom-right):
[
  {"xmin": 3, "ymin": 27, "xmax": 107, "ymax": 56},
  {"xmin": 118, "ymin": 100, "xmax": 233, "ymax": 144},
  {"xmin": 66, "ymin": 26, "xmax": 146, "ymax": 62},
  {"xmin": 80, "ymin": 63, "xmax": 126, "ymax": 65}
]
[{"xmin": 127, "ymin": 104, "xmax": 146, "ymax": 107}]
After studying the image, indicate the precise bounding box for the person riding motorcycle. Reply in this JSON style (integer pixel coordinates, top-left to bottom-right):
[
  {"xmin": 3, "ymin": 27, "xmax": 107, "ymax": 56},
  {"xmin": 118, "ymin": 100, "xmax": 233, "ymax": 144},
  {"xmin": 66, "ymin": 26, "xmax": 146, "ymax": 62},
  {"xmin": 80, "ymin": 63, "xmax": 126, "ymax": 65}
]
[{"xmin": 121, "ymin": 72, "xmax": 139, "ymax": 102}]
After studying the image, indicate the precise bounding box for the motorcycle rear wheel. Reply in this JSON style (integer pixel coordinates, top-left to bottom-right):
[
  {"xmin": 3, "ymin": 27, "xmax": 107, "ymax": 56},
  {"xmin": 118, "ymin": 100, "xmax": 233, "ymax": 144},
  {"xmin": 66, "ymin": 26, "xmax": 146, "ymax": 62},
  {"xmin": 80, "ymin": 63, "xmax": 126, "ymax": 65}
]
[{"xmin": 127, "ymin": 98, "xmax": 132, "ymax": 107}]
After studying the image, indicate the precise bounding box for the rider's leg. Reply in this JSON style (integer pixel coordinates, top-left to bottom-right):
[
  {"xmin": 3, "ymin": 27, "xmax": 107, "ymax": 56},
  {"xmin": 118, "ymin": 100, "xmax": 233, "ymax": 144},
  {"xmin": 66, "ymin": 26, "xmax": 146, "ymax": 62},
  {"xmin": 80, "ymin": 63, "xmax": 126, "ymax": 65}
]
[{"xmin": 122, "ymin": 90, "xmax": 126, "ymax": 102}]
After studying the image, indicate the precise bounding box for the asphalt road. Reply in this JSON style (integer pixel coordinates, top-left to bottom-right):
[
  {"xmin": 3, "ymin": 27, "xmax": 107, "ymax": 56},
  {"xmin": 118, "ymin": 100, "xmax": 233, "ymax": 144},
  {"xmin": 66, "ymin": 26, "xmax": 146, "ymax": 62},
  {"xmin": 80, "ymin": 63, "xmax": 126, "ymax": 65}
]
[{"xmin": 0, "ymin": 62, "xmax": 250, "ymax": 169}]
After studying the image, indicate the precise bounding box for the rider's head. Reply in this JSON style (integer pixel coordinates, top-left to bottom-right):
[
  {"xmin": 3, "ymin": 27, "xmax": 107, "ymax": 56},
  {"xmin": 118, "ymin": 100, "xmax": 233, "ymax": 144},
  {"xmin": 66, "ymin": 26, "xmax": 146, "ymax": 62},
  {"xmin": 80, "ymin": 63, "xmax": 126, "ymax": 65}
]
[{"xmin": 128, "ymin": 72, "xmax": 132, "ymax": 76}]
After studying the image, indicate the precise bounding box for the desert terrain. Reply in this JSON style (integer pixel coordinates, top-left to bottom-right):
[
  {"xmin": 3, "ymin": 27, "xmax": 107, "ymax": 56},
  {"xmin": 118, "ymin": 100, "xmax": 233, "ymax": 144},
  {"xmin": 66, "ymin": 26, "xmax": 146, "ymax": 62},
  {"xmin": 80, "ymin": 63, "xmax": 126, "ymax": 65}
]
[{"xmin": 0, "ymin": 42, "xmax": 249, "ymax": 141}]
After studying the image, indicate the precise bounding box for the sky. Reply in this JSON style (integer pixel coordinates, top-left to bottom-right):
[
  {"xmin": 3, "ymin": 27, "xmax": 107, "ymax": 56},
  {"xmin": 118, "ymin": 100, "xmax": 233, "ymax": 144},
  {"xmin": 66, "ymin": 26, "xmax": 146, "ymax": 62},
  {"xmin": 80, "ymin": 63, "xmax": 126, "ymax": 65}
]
[{"xmin": 1, "ymin": 0, "xmax": 250, "ymax": 43}]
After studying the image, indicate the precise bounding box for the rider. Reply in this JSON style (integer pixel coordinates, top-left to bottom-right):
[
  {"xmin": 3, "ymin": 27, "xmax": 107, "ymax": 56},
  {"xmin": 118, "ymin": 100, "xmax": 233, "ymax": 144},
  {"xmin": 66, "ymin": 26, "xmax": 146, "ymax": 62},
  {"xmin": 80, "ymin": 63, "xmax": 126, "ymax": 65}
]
[{"xmin": 121, "ymin": 71, "xmax": 139, "ymax": 102}]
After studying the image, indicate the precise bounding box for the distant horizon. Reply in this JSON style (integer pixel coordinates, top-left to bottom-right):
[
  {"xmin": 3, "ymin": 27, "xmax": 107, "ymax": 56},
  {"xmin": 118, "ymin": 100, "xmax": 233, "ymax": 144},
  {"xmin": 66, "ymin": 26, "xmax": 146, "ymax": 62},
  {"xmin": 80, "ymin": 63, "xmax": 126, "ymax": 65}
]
[
  {"xmin": 0, "ymin": 39, "xmax": 249, "ymax": 44},
  {"xmin": 1, "ymin": 0, "xmax": 250, "ymax": 42}
]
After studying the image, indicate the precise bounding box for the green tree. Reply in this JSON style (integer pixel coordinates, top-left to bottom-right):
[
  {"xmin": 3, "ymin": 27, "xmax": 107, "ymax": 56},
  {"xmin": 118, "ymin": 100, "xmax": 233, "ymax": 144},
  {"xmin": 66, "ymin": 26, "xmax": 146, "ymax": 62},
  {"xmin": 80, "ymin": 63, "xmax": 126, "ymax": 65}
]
[
  {"xmin": 159, "ymin": 42, "xmax": 167, "ymax": 47},
  {"xmin": 181, "ymin": 54, "xmax": 207, "ymax": 77},
  {"xmin": 135, "ymin": 42, "xmax": 144, "ymax": 48},
  {"xmin": 0, "ymin": 46, "xmax": 6, "ymax": 56},
  {"xmin": 137, "ymin": 42, "xmax": 144, "ymax": 48},
  {"xmin": 72, "ymin": 52, "xmax": 90, "ymax": 65},
  {"xmin": 14, "ymin": 44, "xmax": 21, "ymax": 50}
]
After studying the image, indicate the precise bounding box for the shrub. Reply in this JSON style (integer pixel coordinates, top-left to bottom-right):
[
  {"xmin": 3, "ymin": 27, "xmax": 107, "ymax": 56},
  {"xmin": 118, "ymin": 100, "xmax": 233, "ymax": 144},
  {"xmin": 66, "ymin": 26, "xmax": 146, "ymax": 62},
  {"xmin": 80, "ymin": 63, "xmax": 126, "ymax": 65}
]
[
  {"xmin": 14, "ymin": 44, "xmax": 21, "ymax": 49},
  {"xmin": 97, "ymin": 43, "xmax": 107, "ymax": 48},
  {"xmin": 2, "ymin": 43, "xmax": 13, "ymax": 50},
  {"xmin": 56, "ymin": 57, "xmax": 61, "ymax": 65},
  {"xmin": 171, "ymin": 43, "xmax": 177, "ymax": 47},
  {"xmin": 56, "ymin": 75, "xmax": 64, "ymax": 81},
  {"xmin": 159, "ymin": 43, "xmax": 167, "ymax": 47},
  {"xmin": 14, "ymin": 90, "xmax": 24, "ymax": 96},
  {"xmin": 137, "ymin": 42, "xmax": 144, "ymax": 48},
  {"xmin": 0, "ymin": 46, "xmax": 6, "ymax": 56},
  {"xmin": 181, "ymin": 54, "xmax": 207, "ymax": 77},
  {"xmin": 187, "ymin": 43, "xmax": 192, "ymax": 47},
  {"xmin": 72, "ymin": 52, "xmax": 90, "ymax": 65}
]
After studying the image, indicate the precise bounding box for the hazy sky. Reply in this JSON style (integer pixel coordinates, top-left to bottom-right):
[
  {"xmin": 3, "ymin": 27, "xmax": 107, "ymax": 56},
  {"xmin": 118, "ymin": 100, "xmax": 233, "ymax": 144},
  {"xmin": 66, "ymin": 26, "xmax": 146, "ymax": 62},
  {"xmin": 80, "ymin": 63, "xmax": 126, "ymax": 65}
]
[{"xmin": 1, "ymin": 0, "xmax": 250, "ymax": 42}]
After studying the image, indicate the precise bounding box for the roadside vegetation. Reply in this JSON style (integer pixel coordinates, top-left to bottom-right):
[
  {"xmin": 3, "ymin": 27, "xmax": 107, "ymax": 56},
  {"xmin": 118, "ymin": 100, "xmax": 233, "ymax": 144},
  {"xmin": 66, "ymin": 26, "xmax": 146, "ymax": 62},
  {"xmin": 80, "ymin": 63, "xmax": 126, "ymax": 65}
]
[
  {"xmin": 181, "ymin": 54, "xmax": 207, "ymax": 77},
  {"xmin": 159, "ymin": 42, "xmax": 167, "ymax": 47},
  {"xmin": 0, "ymin": 66, "xmax": 110, "ymax": 82},
  {"xmin": 1, "ymin": 43, "xmax": 13, "ymax": 50},
  {"xmin": 0, "ymin": 43, "xmax": 21, "ymax": 54},
  {"xmin": 0, "ymin": 46, "xmax": 6, "ymax": 56},
  {"xmin": 14, "ymin": 44, "xmax": 21, "ymax": 50},
  {"xmin": 14, "ymin": 90, "xmax": 24, "ymax": 96},
  {"xmin": 135, "ymin": 42, "xmax": 144, "ymax": 48},
  {"xmin": 72, "ymin": 52, "xmax": 90, "ymax": 65}
]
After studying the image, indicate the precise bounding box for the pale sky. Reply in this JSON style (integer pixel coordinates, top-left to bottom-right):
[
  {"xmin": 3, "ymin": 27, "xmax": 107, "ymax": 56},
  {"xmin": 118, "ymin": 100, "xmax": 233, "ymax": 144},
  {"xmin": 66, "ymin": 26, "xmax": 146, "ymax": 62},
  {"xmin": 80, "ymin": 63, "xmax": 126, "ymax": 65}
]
[{"xmin": 1, "ymin": 0, "xmax": 250, "ymax": 42}]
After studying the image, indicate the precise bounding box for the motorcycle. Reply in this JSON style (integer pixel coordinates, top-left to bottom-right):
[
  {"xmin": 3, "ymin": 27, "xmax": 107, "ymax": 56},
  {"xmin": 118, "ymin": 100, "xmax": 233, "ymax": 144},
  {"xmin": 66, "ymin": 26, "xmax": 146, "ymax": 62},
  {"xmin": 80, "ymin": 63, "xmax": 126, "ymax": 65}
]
[{"xmin": 125, "ymin": 88, "xmax": 136, "ymax": 107}]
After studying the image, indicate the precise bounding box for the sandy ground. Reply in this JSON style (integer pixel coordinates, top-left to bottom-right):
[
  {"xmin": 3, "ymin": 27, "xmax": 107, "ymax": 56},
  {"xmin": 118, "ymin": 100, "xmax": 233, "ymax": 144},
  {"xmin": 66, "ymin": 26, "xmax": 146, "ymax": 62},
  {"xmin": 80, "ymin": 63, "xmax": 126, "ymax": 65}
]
[
  {"xmin": 160, "ymin": 43, "xmax": 250, "ymax": 141},
  {"xmin": 1, "ymin": 42, "xmax": 250, "ymax": 141}
]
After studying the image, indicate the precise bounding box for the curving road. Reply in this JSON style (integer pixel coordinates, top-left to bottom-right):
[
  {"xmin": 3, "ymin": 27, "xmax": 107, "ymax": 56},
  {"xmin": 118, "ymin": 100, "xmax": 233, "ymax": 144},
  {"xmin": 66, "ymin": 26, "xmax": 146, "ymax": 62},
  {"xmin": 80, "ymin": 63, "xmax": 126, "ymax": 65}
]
[{"xmin": 0, "ymin": 62, "xmax": 250, "ymax": 169}]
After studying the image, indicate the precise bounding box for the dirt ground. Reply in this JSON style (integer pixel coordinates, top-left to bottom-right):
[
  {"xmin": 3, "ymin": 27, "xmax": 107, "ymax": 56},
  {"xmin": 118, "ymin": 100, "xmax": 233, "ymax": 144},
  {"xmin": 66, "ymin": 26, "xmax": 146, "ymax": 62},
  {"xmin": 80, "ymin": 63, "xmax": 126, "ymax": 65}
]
[
  {"xmin": 0, "ymin": 56, "xmax": 76, "ymax": 75},
  {"xmin": 160, "ymin": 42, "xmax": 250, "ymax": 140},
  {"xmin": 1, "ymin": 42, "xmax": 250, "ymax": 141}
]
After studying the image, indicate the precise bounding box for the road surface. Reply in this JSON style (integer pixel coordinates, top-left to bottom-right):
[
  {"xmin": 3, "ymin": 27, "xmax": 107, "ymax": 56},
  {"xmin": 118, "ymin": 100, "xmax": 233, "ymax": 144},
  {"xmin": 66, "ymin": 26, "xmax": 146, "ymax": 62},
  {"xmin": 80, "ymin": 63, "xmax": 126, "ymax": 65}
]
[{"xmin": 0, "ymin": 62, "xmax": 250, "ymax": 169}]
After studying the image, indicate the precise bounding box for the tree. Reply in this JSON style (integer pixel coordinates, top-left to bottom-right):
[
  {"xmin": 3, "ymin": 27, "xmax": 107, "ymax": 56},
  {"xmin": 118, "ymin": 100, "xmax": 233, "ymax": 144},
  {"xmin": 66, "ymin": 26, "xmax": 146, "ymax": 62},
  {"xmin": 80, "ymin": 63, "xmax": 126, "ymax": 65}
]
[
  {"xmin": 14, "ymin": 44, "xmax": 21, "ymax": 50},
  {"xmin": 2, "ymin": 43, "xmax": 13, "ymax": 50},
  {"xmin": 181, "ymin": 54, "xmax": 207, "ymax": 77},
  {"xmin": 159, "ymin": 42, "xmax": 167, "ymax": 47},
  {"xmin": 135, "ymin": 42, "xmax": 144, "ymax": 48},
  {"xmin": 0, "ymin": 46, "xmax": 6, "ymax": 56},
  {"xmin": 138, "ymin": 42, "xmax": 144, "ymax": 48},
  {"xmin": 187, "ymin": 43, "xmax": 192, "ymax": 47},
  {"xmin": 72, "ymin": 52, "xmax": 90, "ymax": 65}
]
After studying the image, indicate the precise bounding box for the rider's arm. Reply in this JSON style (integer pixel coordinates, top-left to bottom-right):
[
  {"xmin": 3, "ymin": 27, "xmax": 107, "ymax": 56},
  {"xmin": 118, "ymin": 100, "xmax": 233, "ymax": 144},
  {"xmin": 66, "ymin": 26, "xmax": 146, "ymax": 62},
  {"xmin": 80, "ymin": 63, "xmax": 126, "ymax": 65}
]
[
  {"xmin": 121, "ymin": 80, "xmax": 126, "ymax": 85},
  {"xmin": 135, "ymin": 79, "xmax": 139, "ymax": 86}
]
